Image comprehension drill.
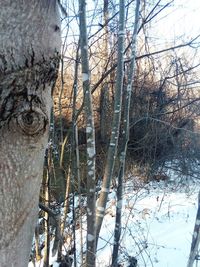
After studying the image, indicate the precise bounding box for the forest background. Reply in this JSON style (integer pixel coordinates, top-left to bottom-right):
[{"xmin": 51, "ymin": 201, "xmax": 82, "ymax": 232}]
[{"xmin": 29, "ymin": 0, "xmax": 200, "ymax": 266}]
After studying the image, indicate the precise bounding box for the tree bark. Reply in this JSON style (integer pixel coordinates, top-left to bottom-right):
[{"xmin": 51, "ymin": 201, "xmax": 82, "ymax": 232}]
[
  {"xmin": 43, "ymin": 151, "xmax": 51, "ymax": 267},
  {"xmin": 71, "ymin": 44, "xmax": 83, "ymax": 267},
  {"xmin": 0, "ymin": 1, "xmax": 60, "ymax": 266},
  {"xmin": 112, "ymin": 1, "xmax": 140, "ymax": 265},
  {"xmin": 79, "ymin": 1, "xmax": 97, "ymax": 266},
  {"xmin": 96, "ymin": 0, "xmax": 125, "ymax": 244},
  {"xmin": 187, "ymin": 191, "xmax": 200, "ymax": 267},
  {"xmin": 100, "ymin": 0, "xmax": 110, "ymax": 143}
]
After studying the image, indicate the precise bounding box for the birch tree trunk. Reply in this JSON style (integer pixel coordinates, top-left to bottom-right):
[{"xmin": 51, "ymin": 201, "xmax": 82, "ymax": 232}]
[
  {"xmin": 71, "ymin": 44, "xmax": 84, "ymax": 266},
  {"xmin": 43, "ymin": 148, "xmax": 52, "ymax": 267},
  {"xmin": 187, "ymin": 191, "xmax": 200, "ymax": 267},
  {"xmin": 112, "ymin": 1, "xmax": 140, "ymax": 265},
  {"xmin": 0, "ymin": 1, "xmax": 60, "ymax": 266},
  {"xmin": 79, "ymin": 1, "xmax": 97, "ymax": 266},
  {"xmin": 100, "ymin": 0, "xmax": 110, "ymax": 143},
  {"xmin": 96, "ymin": 0, "xmax": 125, "ymax": 243},
  {"xmin": 35, "ymin": 225, "xmax": 42, "ymax": 262}
]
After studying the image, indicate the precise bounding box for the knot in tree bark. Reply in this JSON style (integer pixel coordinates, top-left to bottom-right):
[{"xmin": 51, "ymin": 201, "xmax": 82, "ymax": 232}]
[{"xmin": 16, "ymin": 108, "xmax": 48, "ymax": 136}]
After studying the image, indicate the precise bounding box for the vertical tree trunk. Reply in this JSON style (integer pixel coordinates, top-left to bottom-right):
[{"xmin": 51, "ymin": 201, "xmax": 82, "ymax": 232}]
[
  {"xmin": 35, "ymin": 225, "xmax": 42, "ymax": 262},
  {"xmin": 187, "ymin": 191, "xmax": 200, "ymax": 267},
  {"xmin": 96, "ymin": 0, "xmax": 125, "ymax": 243},
  {"xmin": 78, "ymin": 1, "xmax": 97, "ymax": 266},
  {"xmin": 71, "ymin": 44, "xmax": 84, "ymax": 266},
  {"xmin": 112, "ymin": 1, "xmax": 140, "ymax": 265},
  {"xmin": 100, "ymin": 0, "xmax": 110, "ymax": 143},
  {"xmin": 56, "ymin": 168, "xmax": 71, "ymax": 261},
  {"xmin": 0, "ymin": 1, "xmax": 60, "ymax": 266},
  {"xmin": 43, "ymin": 158, "xmax": 50, "ymax": 267}
]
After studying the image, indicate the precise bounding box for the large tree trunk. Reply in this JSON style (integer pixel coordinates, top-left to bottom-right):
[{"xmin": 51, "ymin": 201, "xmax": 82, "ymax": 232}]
[{"xmin": 0, "ymin": 1, "xmax": 61, "ymax": 266}]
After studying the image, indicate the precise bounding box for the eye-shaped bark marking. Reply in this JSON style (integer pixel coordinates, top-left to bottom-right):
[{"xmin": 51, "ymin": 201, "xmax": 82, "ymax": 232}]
[{"xmin": 16, "ymin": 108, "xmax": 48, "ymax": 136}]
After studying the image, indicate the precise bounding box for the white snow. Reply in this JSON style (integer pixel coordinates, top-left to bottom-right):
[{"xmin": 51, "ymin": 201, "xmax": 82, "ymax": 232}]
[
  {"xmin": 96, "ymin": 178, "xmax": 200, "ymax": 267},
  {"xmin": 28, "ymin": 175, "xmax": 200, "ymax": 267}
]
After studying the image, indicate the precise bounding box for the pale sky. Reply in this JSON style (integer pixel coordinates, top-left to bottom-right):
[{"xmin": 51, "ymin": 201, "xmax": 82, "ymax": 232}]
[
  {"xmin": 62, "ymin": 0, "xmax": 200, "ymax": 62},
  {"xmin": 147, "ymin": 0, "xmax": 200, "ymax": 44},
  {"xmin": 63, "ymin": 0, "xmax": 200, "ymax": 41}
]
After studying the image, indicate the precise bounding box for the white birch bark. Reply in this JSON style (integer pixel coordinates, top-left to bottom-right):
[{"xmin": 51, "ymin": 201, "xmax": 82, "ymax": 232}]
[
  {"xmin": 0, "ymin": 1, "xmax": 60, "ymax": 266},
  {"xmin": 96, "ymin": 0, "xmax": 125, "ymax": 243},
  {"xmin": 112, "ymin": 1, "xmax": 140, "ymax": 265},
  {"xmin": 100, "ymin": 0, "xmax": 110, "ymax": 143},
  {"xmin": 43, "ymin": 159, "xmax": 50, "ymax": 267},
  {"xmin": 78, "ymin": 1, "xmax": 97, "ymax": 266},
  {"xmin": 72, "ymin": 45, "xmax": 84, "ymax": 266},
  {"xmin": 187, "ymin": 191, "xmax": 200, "ymax": 267}
]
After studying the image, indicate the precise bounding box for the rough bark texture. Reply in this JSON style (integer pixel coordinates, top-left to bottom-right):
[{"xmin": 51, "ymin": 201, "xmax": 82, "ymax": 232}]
[{"xmin": 0, "ymin": 1, "xmax": 60, "ymax": 266}]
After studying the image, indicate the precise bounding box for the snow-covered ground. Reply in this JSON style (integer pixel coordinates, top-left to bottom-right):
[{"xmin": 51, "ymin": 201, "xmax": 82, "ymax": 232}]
[
  {"xmin": 96, "ymin": 177, "xmax": 200, "ymax": 267},
  {"xmin": 29, "ymin": 175, "xmax": 200, "ymax": 267}
]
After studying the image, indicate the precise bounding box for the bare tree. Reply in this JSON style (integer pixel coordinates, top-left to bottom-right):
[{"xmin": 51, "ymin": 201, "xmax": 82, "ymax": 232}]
[
  {"xmin": 112, "ymin": 1, "xmax": 140, "ymax": 265},
  {"xmin": 0, "ymin": 1, "xmax": 60, "ymax": 266},
  {"xmin": 79, "ymin": 1, "xmax": 97, "ymax": 266},
  {"xmin": 99, "ymin": 0, "xmax": 111, "ymax": 143},
  {"xmin": 96, "ymin": 0, "xmax": 126, "ymax": 243},
  {"xmin": 43, "ymin": 150, "xmax": 51, "ymax": 267},
  {"xmin": 187, "ymin": 191, "xmax": 200, "ymax": 267},
  {"xmin": 25, "ymin": 1, "xmax": 200, "ymax": 265}
]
